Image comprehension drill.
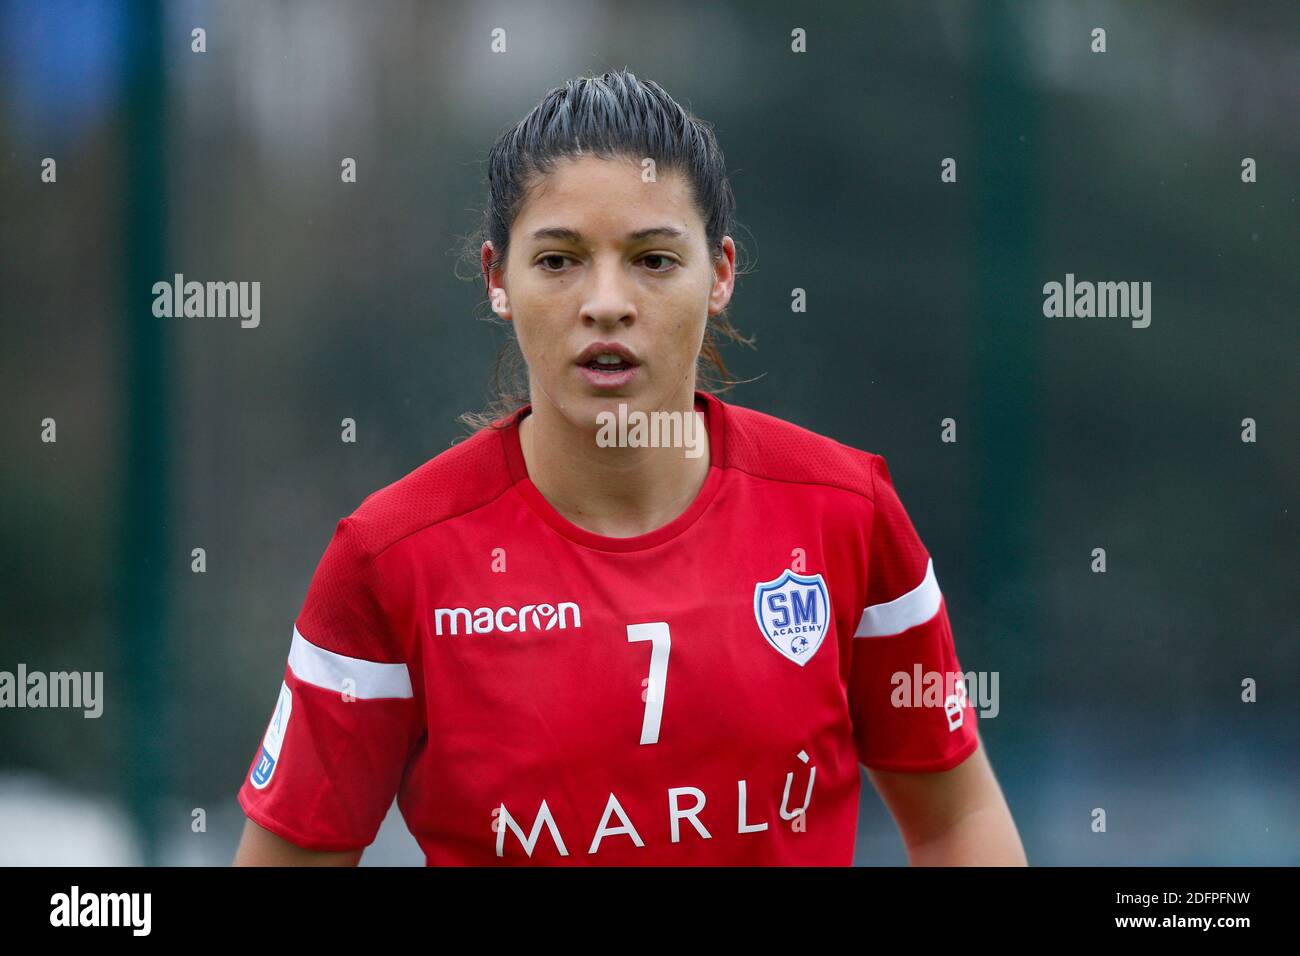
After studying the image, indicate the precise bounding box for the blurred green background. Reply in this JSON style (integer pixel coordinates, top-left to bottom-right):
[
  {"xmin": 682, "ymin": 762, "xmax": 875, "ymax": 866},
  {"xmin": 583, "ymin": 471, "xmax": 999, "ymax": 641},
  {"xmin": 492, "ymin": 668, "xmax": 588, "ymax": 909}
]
[{"xmin": 0, "ymin": 0, "xmax": 1296, "ymax": 865}]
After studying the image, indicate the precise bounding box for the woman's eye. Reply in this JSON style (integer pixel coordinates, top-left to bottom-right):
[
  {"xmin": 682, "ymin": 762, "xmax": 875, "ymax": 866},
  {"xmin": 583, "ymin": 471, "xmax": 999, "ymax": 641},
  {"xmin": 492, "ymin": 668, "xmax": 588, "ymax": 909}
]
[{"xmin": 537, "ymin": 253, "xmax": 676, "ymax": 272}]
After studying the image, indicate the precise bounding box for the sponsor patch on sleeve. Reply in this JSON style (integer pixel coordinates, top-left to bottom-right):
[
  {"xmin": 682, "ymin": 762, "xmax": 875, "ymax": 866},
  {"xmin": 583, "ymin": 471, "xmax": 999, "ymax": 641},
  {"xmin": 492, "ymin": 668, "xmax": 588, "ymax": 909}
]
[{"xmin": 250, "ymin": 681, "xmax": 292, "ymax": 790}]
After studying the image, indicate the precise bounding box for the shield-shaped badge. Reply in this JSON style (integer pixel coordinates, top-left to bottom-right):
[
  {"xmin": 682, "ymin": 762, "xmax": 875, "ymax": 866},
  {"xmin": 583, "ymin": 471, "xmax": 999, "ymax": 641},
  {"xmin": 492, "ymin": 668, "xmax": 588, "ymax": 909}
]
[{"xmin": 753, "ymin": 569, "xmax": 831, "ymax": 666}]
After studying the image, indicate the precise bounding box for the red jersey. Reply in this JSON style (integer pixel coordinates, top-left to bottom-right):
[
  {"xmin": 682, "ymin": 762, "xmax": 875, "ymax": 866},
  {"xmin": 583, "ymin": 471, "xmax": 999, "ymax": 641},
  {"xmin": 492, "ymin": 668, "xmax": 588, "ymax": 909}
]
[{"xmin": 237, "ymin": 390, "xmax": 980, "ymax": 864}]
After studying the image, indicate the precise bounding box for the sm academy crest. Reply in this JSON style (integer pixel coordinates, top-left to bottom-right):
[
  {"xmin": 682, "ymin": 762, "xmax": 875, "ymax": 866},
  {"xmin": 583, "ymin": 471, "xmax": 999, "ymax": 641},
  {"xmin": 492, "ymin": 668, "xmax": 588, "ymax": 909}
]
[{"xmin": 754, "ymin": 570, "xmax": 830, "ymax": 665}]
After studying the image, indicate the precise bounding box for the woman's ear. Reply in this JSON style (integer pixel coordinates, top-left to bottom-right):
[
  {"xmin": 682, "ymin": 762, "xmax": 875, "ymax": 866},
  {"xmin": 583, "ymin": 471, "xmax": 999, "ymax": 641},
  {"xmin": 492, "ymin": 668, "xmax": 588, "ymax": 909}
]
[
  {"xmin": 481, "ymin": 240, "xmax": 511, "ymax": 320},
  {"xmin": 491, "ymin": 286, "xmax": 511, "ymax": 319},
  {"xmin": 707, "ymin": 236, "xmax": 737, "ymax": 316}
]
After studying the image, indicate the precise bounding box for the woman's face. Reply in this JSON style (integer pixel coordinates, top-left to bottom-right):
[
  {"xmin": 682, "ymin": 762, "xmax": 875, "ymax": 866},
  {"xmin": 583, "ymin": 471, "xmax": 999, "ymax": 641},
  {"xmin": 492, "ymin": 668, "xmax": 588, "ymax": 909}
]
[{"xmin": 483, "ymin": 153, "xmax": 735, "ymax": 430}]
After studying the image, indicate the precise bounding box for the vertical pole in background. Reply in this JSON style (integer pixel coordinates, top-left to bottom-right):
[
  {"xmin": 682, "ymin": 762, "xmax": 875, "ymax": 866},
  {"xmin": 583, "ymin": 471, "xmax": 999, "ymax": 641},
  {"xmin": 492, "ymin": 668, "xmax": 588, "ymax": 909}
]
[
  {"xmin": 119, "ymin": 0, "xmax": 169, "ymax": 865},
  {"xmin": 971, "ymin": 3, "xmax": 1043, "ymax": 746}
]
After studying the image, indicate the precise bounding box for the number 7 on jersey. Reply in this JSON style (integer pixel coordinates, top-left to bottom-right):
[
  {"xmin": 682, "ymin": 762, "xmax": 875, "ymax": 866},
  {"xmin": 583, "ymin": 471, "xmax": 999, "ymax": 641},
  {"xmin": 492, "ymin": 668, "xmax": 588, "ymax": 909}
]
[{"xmin": 627, "ymin": 622, "xmax": 671, "ymax": 745}]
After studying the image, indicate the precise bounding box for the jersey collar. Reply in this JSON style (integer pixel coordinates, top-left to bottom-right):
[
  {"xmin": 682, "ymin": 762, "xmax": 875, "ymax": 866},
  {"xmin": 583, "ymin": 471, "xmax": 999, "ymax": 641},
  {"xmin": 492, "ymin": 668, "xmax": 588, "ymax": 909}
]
[{"xmin": 497, "ymin": 390, "xmax": 728, "ymax": 552}]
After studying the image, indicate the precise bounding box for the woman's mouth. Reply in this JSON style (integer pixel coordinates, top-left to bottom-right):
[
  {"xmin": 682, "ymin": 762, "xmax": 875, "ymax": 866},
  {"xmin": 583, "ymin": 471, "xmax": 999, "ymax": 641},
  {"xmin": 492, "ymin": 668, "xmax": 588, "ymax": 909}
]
[
  {"xmin": 584, "ymin": 354, "xmax": 633, "ymax": 373},
  {"xmin": 577, "ymin": 359, "xmax": 639, "ymax": 388},
  {"xmin": 575, "ymin": 343, "xmax": 640, "ymax": 389}
]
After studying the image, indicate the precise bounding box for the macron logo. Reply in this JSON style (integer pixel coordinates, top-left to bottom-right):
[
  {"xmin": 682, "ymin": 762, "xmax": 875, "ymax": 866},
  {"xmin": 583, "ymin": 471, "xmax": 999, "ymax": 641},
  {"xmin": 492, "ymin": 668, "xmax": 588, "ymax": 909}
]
[{"xmin": 434, "ymin": 602, "xmax": 582, "ymax": 636}]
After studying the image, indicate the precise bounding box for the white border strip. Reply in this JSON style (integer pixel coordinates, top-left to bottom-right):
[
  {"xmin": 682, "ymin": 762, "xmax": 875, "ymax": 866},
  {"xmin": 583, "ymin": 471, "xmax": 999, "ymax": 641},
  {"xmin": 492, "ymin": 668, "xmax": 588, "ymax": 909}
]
[
  {"xmin": 854, "ymin": 558, "xmax": 942, "ymax": 638},
  {"xmin": 287, "ymin": 626, "xmax": 413, "ymax": 699}
]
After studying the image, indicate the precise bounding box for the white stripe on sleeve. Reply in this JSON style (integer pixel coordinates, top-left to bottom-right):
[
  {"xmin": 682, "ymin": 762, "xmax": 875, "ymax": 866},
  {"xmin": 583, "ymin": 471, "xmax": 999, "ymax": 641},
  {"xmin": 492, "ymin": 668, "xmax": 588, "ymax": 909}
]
[
  {"xmin": 853, "ymin": 557, "xmax": 942, "ymax": 638},
  {"xmin": 287, "ymin": 626, "xmax": 414, "ymax": 699}
]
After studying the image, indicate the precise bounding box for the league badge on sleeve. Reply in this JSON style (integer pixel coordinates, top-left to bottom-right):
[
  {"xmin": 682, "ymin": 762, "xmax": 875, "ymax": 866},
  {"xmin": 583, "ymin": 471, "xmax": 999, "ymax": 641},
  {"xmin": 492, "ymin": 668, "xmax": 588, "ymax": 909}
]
[
  {"xmin": 754, "ymin": 570, "xmax": 831, "ymax": 666},
  {"xmin": 250, "ymin": 680, "xmax": 292, "ymax": 789}
]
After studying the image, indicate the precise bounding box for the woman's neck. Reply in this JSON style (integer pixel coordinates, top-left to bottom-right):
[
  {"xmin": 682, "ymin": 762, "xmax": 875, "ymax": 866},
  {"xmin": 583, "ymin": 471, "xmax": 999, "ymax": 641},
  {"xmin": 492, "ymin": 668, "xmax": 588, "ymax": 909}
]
[{"xmin": 517, "ymin": 391, "xmax": 711, "ymax": 538}]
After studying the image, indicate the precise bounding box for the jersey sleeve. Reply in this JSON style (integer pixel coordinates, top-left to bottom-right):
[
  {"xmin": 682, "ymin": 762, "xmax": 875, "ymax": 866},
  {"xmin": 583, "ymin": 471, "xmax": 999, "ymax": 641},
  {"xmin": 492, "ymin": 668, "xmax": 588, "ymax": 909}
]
[
  {"xmin": 847, "ymin": 454, "xmax": 980, "ymax": 772},
  {"xmin": 237, "ymin": 517, "xmax": 422, "ymax": 851}
]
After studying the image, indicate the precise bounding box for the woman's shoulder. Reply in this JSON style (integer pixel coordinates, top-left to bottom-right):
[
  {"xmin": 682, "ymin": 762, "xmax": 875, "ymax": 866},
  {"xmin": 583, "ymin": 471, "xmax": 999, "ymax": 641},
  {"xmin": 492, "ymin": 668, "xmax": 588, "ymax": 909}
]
[
  {"xmin": 337, "ymin": 424, "xmax": 516, "ymax": 559},
  {"xmin": 717, "ymin": 396, "xmax": 882, "ymax": 502}
]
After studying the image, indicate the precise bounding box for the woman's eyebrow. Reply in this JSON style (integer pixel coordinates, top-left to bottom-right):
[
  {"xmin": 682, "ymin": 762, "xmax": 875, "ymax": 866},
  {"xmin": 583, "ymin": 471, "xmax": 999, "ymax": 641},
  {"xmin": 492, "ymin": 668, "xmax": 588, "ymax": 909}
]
[{"xmin": 529, "ymin": 226, "xmax": 687, "ymax": 243}]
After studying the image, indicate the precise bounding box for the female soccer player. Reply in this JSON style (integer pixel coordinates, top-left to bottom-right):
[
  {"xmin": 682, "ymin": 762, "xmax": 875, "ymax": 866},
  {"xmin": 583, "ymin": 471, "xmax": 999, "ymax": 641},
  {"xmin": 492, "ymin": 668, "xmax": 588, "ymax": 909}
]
[{"xmin": 234, "ymin": 70, "xmax": 1025, "ymax": 866}]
